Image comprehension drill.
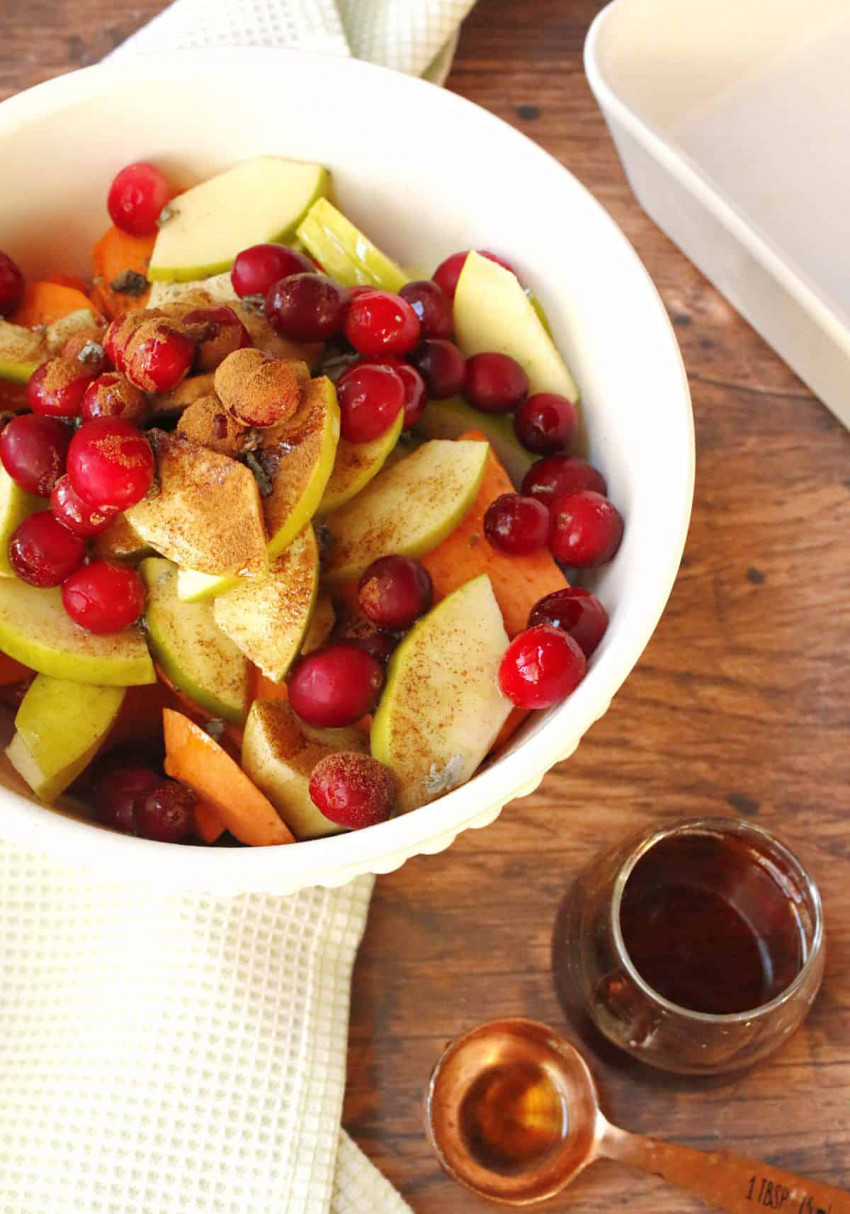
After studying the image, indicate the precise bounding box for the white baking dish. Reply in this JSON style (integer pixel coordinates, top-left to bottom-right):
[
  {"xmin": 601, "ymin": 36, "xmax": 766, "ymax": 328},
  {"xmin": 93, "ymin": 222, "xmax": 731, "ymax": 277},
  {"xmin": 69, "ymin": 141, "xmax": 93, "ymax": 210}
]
[{"xmin": 586, "ymin": 0, "xmax": 850, "ymax": 431}]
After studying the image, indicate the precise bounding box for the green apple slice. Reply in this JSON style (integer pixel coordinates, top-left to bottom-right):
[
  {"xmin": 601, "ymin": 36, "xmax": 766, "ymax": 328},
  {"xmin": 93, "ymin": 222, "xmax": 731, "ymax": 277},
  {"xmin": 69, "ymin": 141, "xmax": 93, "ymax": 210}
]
[
  {"xmin": 322, "ymin": 439, "xmax": 488, "ymax": 583},
  {"xmin": 176, "ymin": 376, "xmax": 340, "ymax": 603},
  {"xmin": 295, "ymin": 198, "xmax": 407, "ymax": 292},
  {"xmin": 415, "ymin": 396, "xmax": 534, "ymax": 488},
  {"xmin": 141, "ymin": 558, "xmax": 250, "ymax": 724},
  {"xmin": 318, "ymin": 406, "xmax": 403, "ymax": 513},
  {"xmin": 0, "ymin": 464, "xmax": 47, "ymax": 577},
  {"xmin": 0, "ymin": 319, "xmax": 44, "ymax": 384},
  {"xmin": 149, "ymin": 156, "xmax": 329, "ymax": 282},
  {"xmin": 301, "ymin": 591, "xmax": 335, "ymax": 655},
  {"xmin": 7, "ymin": 674, "xmax": 125, "ymax": 802},
  {"xmin": 126, "ymin": 431, "xmax": 267, "ymax": 578},
  {"xmin": 454, "ymin": 251, "xmax": 580, "ymax": 404},
  {"xmin": 371, "ymin": 574, "xmax": 511, "ymax": 811},
  {"xmin": 242, "ymin": 700, "xmax": 367, "ymax": 840},
  {"xmin": 0, "ymin": 580, "xmax": 154, "ymax": 685},
  {"xmin": 92, "ymin": 513, "xmax": 152, "ymax": 562},
  {"xmin": 213, "ymin": 526, "xmax": 318, "ymax": 682}
]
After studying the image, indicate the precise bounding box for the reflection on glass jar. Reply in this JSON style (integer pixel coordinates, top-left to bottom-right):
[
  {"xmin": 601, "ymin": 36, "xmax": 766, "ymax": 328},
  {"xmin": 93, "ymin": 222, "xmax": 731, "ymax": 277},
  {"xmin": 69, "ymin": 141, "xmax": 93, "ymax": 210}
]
[{"xmin": 553, "ymin": 817, "xmax": 825, "ymax": 1074}]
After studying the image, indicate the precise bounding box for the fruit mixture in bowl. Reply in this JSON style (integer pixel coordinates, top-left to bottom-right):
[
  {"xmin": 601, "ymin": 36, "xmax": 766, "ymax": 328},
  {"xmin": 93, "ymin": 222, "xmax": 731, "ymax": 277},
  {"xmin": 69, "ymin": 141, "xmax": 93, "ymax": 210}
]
[{"xmin": 0, "ymin": 155, "xmax": 623, "ymax": 848}]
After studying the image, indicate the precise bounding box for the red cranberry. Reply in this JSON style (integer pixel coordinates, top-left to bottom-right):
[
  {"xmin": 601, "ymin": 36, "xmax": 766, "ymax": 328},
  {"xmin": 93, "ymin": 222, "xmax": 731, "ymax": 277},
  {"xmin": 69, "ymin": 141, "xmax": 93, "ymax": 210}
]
[
  {"xmin": 358, "ymin": 555, "xmax": 433, "ymax": 630},
  {"xmin": 514, "ymin": 392, "xmax": 578, "ymax": 454},
  {"xmin": 107, "ymin": 162, "xmax": 169, "ymax": 236},
  {"xmin": 103, "ymin": 316, "xmax": 134, "ymax": 371},
  {"xmin": 409, "ymin": 339, "xmax": 467, "ymax": 399},
  {"xmin": 231, "ymin": 243, "xmax": 312, "ymax": 298},
  {"xmin": 50, "ymin": 475, "xmax": 117, "ymax": 537},
  {"xmin": 498, "ymin": 624, "xmax": 587, "ymax": 709},
  {"xmin": 97, "ymin": 766, "xmax": 161, "ymax": 834},
  {"xmin": 62, "ymin": 560, "xmax": 146, "ymax": 634},
  {"xmin": 8, "ymin": 512, "xmax": 85, "ymax": 587},
  {"xmin": 288, "ymin": 643, "xmax": 383, "ymax": 728},
  {"xmin": 337, "ymin": 363, "xmax": 405, "ymax": 444},
  {"xmin": 341, "ymin": 629, "xmax": 399, "ymax": 664},
  {"xmin": 123, "ymin": 322, "xmax": 195, "ymax": 393},
  {"xmin": 528, "ymin": 587, "xmax": 609, "ymax": 658},
  {"xmin": 61, "ymin": 331, "xmax": 111, "ymax": 376},
  {"xmin": 398, "ymin": 280, "xmax": 453, "ymax": 339},
  {"xmin": 432, "ymin": 250, "xmax": 517, "ymax": 299},
  {"xmin": 464, "ymin": 352, "xmax": 529, "ymax": 413},
  {"xmin": 136, "ymin": 778, "xmax": 195, "ymax": 843},
  {"xmin": 309, "ymin": 752, "xmax": 396, "ymax": 829},
  {"xmin": 68, "ymin": 417, "xmax": 154, "ymax": 512},
  {"xmin": 0, "ymin": 251, "xmax": 24, "ymax": 317},
  {"xmin": 550, "ymin": 491, "xmax": 624, "ymax": 568},
  {"xmin": 182, "ymin": 305, "xmax": 252, "ymax": 372},
  {"xmin": 265, "ymin": 273, "xmax": 347, "ymax": 341},
  {"xmin": 521, "ymin": 455, "xmax": 607, "ymax": 506},
  {"xmin": 81, "ymin": 371, "xmax": 149, "ymax": 425},
  {"xmin": 0, "ymin": 414, "xmax": 71, "ymax": 497},
  {"xmin": 26, "ymin": 358, "xmax": 95, "ymax": 420},
  {"xmin": 483, "ymin": 493, "xmax": 551, "ymax": 555},
  {"xmin": 343, "ymin": 290, "xmax": 420, "ymax": 357},
  {"xmin": 384, "ymin": 358, "xmax": 427, "ymax": 428}
]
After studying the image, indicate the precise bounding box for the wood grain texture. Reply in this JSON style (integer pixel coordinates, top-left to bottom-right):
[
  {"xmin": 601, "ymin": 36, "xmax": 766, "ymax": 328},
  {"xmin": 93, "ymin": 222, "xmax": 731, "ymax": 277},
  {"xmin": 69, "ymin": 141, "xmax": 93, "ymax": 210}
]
[{"xmin": 2, "ymin": 1, "xmax": 849, "ymax": 1210}]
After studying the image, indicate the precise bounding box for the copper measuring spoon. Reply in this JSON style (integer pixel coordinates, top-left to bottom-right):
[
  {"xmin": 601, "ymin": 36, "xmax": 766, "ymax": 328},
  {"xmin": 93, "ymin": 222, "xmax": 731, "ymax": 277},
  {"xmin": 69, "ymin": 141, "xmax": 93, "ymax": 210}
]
[{"xmin": 427, "ymin": 1018, "xmax": 849, "ymax": 1212}]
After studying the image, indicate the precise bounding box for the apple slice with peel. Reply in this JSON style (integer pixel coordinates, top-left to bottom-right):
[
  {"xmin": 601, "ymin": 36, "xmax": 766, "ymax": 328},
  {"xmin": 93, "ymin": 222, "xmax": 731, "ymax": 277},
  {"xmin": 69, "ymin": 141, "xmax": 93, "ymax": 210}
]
[
  {"xmin": 322, "ymin": 439, "xmax": 489, "ymax": 583},
  {"xmin": 6, "ymin": 674, "xmax": 125, "ymax": 802},
  {"xmin": 301, "ymin": 591, "xmax": 335, "ymax": 654},
  {"xmin": 126, "ymin": 431, "xmax": 267, "ymax": 578},
  {"xmin": 416, "ymin": 396, "xmax": 534, "ymax": 488},
  {"xmin": 318, "ymin": 406, "xmax": 404, "ymax": 513},
  {"xmin": 213, "ymin": 526, "xmax": 318, "ymax": 682},
  {"xmin": 92, "ymin": 513, "xmax": 151, "ymax": 562},
  {"xmin": 0, "ymin": 580, "xmax": 154, "ymax": 685},
  {"xmin": 242, "ymin": 699, "xmax": 368, "ymax": 840},
  {"xmin": 0, "ymin": 319, "xmax": 44, "ymax": 384},
  {"xmin": 141, "ymin": 558, "xmax": 250, "ymax": 725},
  {"xmin": 371, "ymin": 574, "xmax": 511, "ymax": 811},
  {"xmin": 454, "ymin": 251, "xmax": 580, "ymax": 405},
  {"xmin": 296, "ymin": 198, "xmax": 407, "ymax": 292},
  {"xmin": 0, "ymin": 463, "xmax": 48, "ymax": 577},
  {"xmin": 149, "ymin": 157, "xmax": 329, "ymax": 282},
  {"xmin": 176, "ymin": 376, "xmax": 339, "ymax": 603}
]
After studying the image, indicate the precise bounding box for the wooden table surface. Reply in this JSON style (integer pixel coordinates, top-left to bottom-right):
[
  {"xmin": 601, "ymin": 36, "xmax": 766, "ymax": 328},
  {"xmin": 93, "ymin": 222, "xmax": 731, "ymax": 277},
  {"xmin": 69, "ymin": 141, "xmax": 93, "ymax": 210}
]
[{"xmin": 3, "ymin": 1, "xmax": 849, "ymax": 1211}]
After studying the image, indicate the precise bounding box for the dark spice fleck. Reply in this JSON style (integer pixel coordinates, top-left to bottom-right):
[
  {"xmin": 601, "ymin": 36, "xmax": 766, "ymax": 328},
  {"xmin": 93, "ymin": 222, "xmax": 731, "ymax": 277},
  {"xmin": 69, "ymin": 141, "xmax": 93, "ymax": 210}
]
[
  {"xmin": 77, "ymin": 339, "xmax": 106, "ymax": 364},
  {"xmin": 240, "ymin": 294, "xmax": 265, "ymax": 315},
  {"xmin": 110, "ymin": 270, "xmax": 149, "ymax": 297},
  {"xmin": 204, "ymin": 718, "xmax": 226, "ymax": 741},
  {"xmin": 515, "ymin": 104, "xmax": 541, "ymax": 120},
  {"xmin": 746, "ymin": 566, "xmax": 766, "ymax": 585},
  {"xmin": 243, "ymin": 450, "xmax": 274, "ymax": 497}
]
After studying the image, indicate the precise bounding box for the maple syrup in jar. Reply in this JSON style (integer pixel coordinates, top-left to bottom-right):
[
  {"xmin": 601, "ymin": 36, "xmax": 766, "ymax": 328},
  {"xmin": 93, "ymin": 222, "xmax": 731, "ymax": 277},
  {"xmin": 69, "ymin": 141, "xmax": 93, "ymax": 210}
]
[
  {"xmin": 556, "ymin": 819, "xmax": 825, "ymax": 1073},
  {"xmin": 619, "ymin": 830, "xmax": 807, "ymax": 1015}
]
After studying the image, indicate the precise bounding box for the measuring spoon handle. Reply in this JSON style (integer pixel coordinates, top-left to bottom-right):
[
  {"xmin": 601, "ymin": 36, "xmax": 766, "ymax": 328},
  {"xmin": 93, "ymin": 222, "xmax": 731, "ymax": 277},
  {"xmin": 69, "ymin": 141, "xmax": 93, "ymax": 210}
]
[{"xmin": 600, "ymin": 1124, "xmax": 850, "ymax": 1214}]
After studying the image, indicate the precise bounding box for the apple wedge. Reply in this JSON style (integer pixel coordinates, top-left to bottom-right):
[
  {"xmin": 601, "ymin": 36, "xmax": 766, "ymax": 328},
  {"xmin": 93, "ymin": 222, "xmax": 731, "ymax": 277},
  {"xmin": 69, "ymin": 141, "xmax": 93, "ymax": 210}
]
[
  {"xmin": 0, "ymin": 319, "xmax": 44, "ymax": 384},
  {"xmin": 213, "ymin": 526, "xmax": 318, "ymax": 682},
  {"xmin": 176, "ymin": 376, "xmax": 339, "ymax": 603},
  {"xmin": 92, "ymin": 513, "xmax": 151, "ymax": 562},
  {"xmin": 6, "ymin": 674, "xmax": 125, "ymax": 802},
  {"xmin": 296, "ymin": 197, "xmax": 407, "ymax": 292},
  {"xmin": 149, "ymin": 156, "xmax": 329, "ymax": 282},
  {"xmin": 0, "ymin": 463, "xmax": 47, "ymax": 577},
  {"xmin": 322, "ymin": 439, "xmax": 489, "ymax": 583},
  {"xmin": 416, "ymin": 396, "xmax": 534, "ymax": 488},
  {"xmin": 126, "ymin": 431, "xmax": 267, "ymax": 578},
  {"xmin": 318, "ymin": 406, "xmax": 404, "ymax": 513},
  {"xmin": 454, "ymin": 251, "xmax": 580, "ymax": 404},
  {"xmin": 0, "ymin": 580, "xmax": 154, "ymax": 685},
  {"xmin": 141, "ymin": 558, "xmax": 250, "ymax": 724},
  {"xmin": 371, "ymin": 574, "xmax": 511, "ymax": 811},
  {"xmin": 301, "ymin": 592, "xmax": 335, "ymax": 654},
  {"xmin": 242, "ymin": 700, "xmax": 368, "ymax": 840}
]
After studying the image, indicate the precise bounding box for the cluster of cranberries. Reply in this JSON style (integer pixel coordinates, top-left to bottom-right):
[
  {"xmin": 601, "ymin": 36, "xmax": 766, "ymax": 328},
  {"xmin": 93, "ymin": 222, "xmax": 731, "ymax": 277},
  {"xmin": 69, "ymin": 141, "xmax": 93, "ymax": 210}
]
[{"xmin": 96, "ymin": 760, "xmax": 196, "ymax": 844}]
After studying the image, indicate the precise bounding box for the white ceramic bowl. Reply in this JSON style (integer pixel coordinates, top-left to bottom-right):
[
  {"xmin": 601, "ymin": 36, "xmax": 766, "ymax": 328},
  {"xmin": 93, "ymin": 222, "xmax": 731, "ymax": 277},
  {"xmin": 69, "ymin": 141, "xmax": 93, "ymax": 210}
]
[{"xmin": 0, "ymin": 48, "xmax": 693, "ymax": 895}]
